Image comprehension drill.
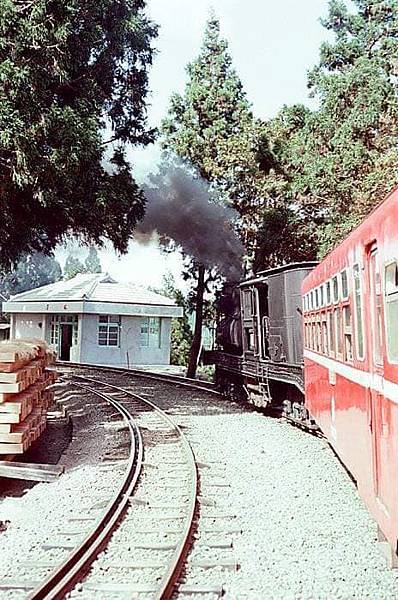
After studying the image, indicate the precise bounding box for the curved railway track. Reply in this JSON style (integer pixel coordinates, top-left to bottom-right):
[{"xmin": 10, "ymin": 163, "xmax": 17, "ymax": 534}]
[
  {"xmin": 56, "ymin": 360, "xmax": 219, "ymax": 396},
  {"xmin": 27, "ymin": 373, "xmax": 198, "ymax": 600}
]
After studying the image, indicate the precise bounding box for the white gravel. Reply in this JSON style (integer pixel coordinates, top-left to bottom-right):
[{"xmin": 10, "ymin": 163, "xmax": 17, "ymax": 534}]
[
  {"xmin": 73, "ymin": 403, "xmax": 196, "ymax": 600},
  {"xmin": 167, "ymin": 398, "xmax": 398, "ymax": 600},
  {"xmin": 0, "ymin": 380, "xmax": 131, "ymax": 599},
  {"xmin": 2, "ymin": 368, "xmax": 398, "ymax": 600}
]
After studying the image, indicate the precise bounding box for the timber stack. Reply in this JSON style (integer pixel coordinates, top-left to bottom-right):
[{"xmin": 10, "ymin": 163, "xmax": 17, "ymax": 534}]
[{"xmin": 0, "ymin": 340, "xmax": 57, "ymax": 455}]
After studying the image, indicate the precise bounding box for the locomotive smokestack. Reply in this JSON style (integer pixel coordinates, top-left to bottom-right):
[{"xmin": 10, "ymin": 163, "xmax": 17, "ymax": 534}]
[{"xmin": 134, "ymin": 162, "xmax": 244, "ymax": 280}]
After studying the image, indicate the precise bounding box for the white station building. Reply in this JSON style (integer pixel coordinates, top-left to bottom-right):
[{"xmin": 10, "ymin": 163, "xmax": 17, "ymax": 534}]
[{"xmin": 4, "ymin": 274, "xmax": 182, "ymax": 367}]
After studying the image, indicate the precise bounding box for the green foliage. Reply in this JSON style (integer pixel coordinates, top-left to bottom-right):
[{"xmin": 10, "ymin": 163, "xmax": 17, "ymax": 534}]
[
  {"xmin": 274, "ymin": 0, "xmax": 398, "ymax": 256},
  {"xmin": 0, "ymin": 252, "xmax": 62, "ymax": 297},
  {"xmin": 253, "ymin": 207, "xmax": 319, "ymax": 273},
  {"xmin": 161, "ymin": 15, "xmax": 272, "ymax": 260},
  {"xmin": 253, "ymin": 0, "xmax": 398, "ymax": 263},
  {"xmin": 84, "ymin": 247, "xmax": 102, "ymax": 274},
  {"xmin": 153, "ymin": 273, "xmax": 193, "ymax": 367},
  {"xmin": 63, "ymin": 254, "xmax": 85, "ymax": 280},
  {"xmin": 0, "ymin": 0, "xmax": 157, "ymax": 268}
]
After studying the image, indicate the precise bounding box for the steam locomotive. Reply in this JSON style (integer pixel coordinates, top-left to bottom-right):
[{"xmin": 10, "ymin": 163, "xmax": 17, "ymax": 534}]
[
  {"xmin": 204, "ymin": 184, "xmax": 398, "ymax": 563},
  {"xmin": 204, "ymin": 262, "xmax": 317, "ymax": 420}
]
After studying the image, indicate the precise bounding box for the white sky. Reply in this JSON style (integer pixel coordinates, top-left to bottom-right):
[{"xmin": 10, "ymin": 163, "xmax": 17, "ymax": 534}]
[{"xmin": 57, "ymin": 0, "xmax": 331, "ymax": 289}]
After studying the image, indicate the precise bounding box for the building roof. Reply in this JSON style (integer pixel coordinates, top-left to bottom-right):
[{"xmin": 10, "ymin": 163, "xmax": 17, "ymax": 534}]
[{"xmin": 4, "ymin": 274, "xmax": 182, "ymax": 318}]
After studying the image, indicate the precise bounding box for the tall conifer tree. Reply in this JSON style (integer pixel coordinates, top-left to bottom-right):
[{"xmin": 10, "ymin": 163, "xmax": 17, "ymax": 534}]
[{"xmin": 273, "ymin": 0, "xmax": 398, "ymax": 256}]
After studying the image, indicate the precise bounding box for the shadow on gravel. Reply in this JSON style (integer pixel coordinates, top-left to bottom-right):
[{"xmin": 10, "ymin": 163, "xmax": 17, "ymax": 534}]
[{"xmin": 0, "ymin": 417, "xmax": 72, "ymax": 499}]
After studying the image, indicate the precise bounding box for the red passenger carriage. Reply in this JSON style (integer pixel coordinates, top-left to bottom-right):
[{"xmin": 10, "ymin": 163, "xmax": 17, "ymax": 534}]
[{"xmin": 302, "ymin": 185, "xmax": 398, "ymax": 558}]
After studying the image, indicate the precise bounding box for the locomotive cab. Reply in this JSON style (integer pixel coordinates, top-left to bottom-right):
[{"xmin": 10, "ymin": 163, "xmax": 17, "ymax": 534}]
[{"xmin": 206, "ymin": 262, "xmax": 317, "ymax": 408}]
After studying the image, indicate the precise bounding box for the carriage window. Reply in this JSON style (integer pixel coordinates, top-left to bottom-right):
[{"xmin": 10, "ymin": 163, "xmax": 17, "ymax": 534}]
[
  {"xmin": 328, "ymin": 311, "xmax": 335, "ymax": 356},
  {"xmin": 316, "ymin": 317, "xmax": 322, "ymax": 352},
  {"xmin": 326, "ymin": 281, "xmax": 331, "ymax": 305},
  {"xmin": 370, "ymin": 249, "xmax": 383, "ymax": 365},
  {"xmin": 353, "ymin": 264, "xmax": 364, "ymax": 360},
  {"xmin": 335, "ymin": 308, "xmax": 343, "ymax": 357},
  {"xmin": 385, "ymin": 261, "xmax": 398, "ymax": 362},
  {"xmin": 322, "ymin": 314, "xmax": 328, "ymax": 355},
  {"xmin": 332, "ymin": 276, "xmax": 339, "ymax": 303},
  {"xmin": 341, "ymin": 269, "xmax": 349, "ymax": 299},
  {"xmin": 343, "ymin": 305, "xmax": 353, "ymax": 362},
  {"xmin": 243, "ymin": 290, "xmax": 253, "ymax": 316}
]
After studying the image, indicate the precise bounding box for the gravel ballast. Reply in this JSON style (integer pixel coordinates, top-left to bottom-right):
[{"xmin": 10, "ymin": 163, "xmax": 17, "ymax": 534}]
[
  {"xmin": 1, "ymin": 368, "xmax": 398, "ymax": 599},
  {"xmin": 0, "ymin": 380, "xmax": 131, "ymax": 599},
  {"xmin": 126, "ymin": 375, "xmax": 398, "ymax": 600}
]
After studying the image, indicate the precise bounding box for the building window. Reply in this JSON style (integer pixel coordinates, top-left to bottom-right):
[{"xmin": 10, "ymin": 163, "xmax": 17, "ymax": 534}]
[
  {"xmin": 353, "ymin": 264, "xmax": 364, "ymax": 359},
  {"xmin": 98, "ymin": 315, "xmax": 120, "ymax": 346},
  {"xmin": 385, "ymin": 261, "xmax": 398, "ymax": 362},
  {"xmin": 140, "ymin": 317, "xmax": 161, "ymax": 348}
]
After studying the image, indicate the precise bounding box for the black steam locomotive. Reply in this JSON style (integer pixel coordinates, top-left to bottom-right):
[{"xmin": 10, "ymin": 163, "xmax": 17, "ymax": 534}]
[{"xmin": 204, "ymin": 262, "xmax": 318, "ymax": 419}]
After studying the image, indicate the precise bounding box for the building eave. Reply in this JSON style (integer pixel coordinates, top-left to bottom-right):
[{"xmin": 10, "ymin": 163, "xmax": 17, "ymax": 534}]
[{"xmin": 4, "ymin": 300, "xmax": 183, "ymax": 318}]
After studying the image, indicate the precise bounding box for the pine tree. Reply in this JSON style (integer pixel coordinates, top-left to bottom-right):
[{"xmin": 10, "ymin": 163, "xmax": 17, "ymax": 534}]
[
  {"xmin": 0, "ymin": 253, "xmax": 62, "ymax": 297},
  {"xmin": 278, "ymin": 0, "xmax": 398, "ymax": 256},
  {"xmin": 63, "ymin": 255, "xmax": 85, "ymax": 280},
  {"xmin": 84, "ymin": 247, "xmax": 102, "ymax": 274},
  {"xmin": 0, "ymin": 0, "xmax": 157, "ymax": 268},
  {"xmin": 154, "ymin": 274, "xmax": 193, "ymax": 367},
  {"xmin": 161, "ymin": 14, "xmax": 270, "ymax": 258},
  {"xmin": 161, "ymin": 15, "xmax": 269, "ymax": 375}
]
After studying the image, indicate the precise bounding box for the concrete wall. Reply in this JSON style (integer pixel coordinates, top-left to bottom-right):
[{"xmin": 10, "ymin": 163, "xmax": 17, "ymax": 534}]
[
  {"xmin": 79, "ymin": 315, "xmax": 172, "ymax": 366},
  {"xmin": 12, "ymin": 313, "xmax": 46, "ymax": 340},
  {"xmin": 10, "ymin": 312, "xmax": 172, "ymax": 367}
]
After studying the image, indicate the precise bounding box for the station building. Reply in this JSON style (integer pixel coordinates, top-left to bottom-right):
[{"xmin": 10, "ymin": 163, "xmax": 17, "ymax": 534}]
[{"xmin": 3, "ymin": 273, "xmax": 182, "ymax": 367}]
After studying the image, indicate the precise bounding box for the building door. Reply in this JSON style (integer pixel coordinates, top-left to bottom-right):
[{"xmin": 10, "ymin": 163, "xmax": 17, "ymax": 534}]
[
  {"xmin": 59, "ymin": 323, "xmax": 73, "ymax": 361},
  {"xmin": 367, "ymin": 245, "xmax": 387, "ymax": 507}
]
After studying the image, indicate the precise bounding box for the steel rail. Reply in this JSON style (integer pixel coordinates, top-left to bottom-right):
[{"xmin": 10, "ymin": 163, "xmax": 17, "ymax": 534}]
[
  {"xmin": 72, "ymin": 374, "xmax": 199, "ymax": 600},
  {"xmin": 28, "ymin": 382, "xmax": 144, "ymax": 600},
  {"xmin": 56, "ymin": 359, "xmax": 220, "ymax": 396}
]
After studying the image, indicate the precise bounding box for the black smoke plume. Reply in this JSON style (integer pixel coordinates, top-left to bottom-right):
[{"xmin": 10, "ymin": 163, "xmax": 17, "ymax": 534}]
[{"xmin": 135, "ymin": 163, "xmax": 244, "ymax": 280}]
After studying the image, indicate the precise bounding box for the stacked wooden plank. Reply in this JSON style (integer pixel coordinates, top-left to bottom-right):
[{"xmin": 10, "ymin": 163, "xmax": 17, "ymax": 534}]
[{"xmin": 0, "ymin": 340, "xmax": 57, "ymax": 455}]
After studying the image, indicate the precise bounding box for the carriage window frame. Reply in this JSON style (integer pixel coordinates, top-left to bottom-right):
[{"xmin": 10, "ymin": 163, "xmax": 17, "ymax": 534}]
[
  {"xmin": 341, "ymin": 268, "xmax": 349, "ymax": 300},
  {"xmin": 322, "ymin": 312, "xmax": 328, "ymax": 355},
  {"xmin": 343, "ymin": 303, "xmax": 353, "ymax": 363},
  {"xmin": 328, "ymin": 310, "xmax": 335, "ymax": 357},
  {"xmin": 384, "ymin": 259, "xmax": 398, "ymax": 364},
  {"xmin": 315, "ymin": 288, "xmax": 319, "ymax": 310},
  {"xmin": 320, "ymin": 285, "xmax": 325, "ymax": 308},
  {"xmin": 352, "ymin": 263, "xmax": 365, "ymax": 361},
  {"xmin": 332, "ymin": 275, "xmax": 339, "ymax": 304},
  {"xmin": 326, "ymin": 281, "xmax": 331, "ymax": 305},
  {"xmin": 335, "ymin": 307, "xmax": 343, "ymax": 359}
]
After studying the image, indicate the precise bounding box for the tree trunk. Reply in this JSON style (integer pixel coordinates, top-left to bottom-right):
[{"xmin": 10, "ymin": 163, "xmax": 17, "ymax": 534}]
[{"xmin": 186, "ymin": 264, "xmax": 205, "ymax": 379}]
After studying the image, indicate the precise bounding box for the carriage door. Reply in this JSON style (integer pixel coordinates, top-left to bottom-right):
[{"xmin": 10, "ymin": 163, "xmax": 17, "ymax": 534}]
[{"xmin": 368, "ymin": 245, "xmax": 386, "ymax": 504}]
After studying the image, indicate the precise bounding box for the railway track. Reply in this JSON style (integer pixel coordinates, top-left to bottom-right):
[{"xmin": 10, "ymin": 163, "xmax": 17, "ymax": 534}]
[
  {"xmin": 56, "ymin": 360, "xmax": 219, "ymax": 396},
  {"xmin": 4, "ymin": 373, "xmax": 199, "ymax": 600}
]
